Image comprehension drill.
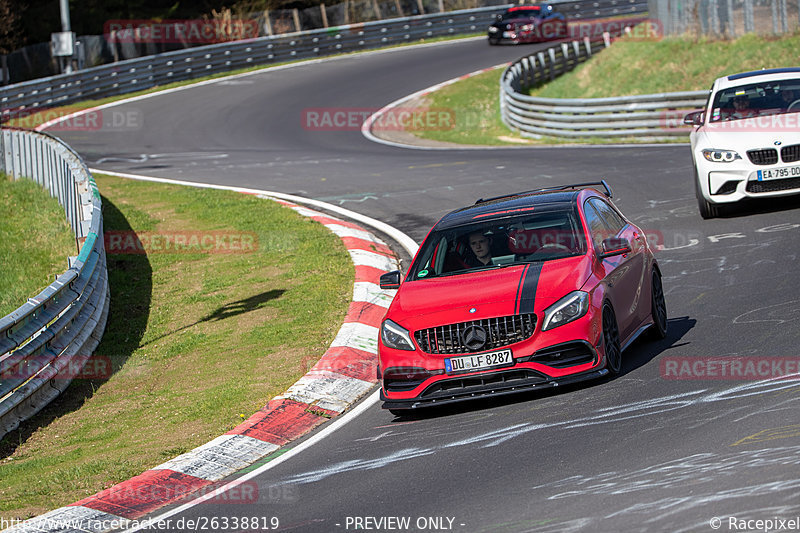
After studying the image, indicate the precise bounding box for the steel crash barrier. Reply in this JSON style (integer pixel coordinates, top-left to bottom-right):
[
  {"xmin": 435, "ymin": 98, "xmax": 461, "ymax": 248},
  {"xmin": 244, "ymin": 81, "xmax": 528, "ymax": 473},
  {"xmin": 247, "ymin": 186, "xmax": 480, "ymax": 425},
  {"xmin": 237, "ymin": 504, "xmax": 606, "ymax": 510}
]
[
  {"xmin": 500, "ymin": 35, "xmax": 708, "ymax": 140},
  {"xmin": 0, "ymin": 128, "xmax": 109, "ymax": 439},
  {"xmin": 0, "ymin": 0, "xmax": 646, "ymax": 119}
]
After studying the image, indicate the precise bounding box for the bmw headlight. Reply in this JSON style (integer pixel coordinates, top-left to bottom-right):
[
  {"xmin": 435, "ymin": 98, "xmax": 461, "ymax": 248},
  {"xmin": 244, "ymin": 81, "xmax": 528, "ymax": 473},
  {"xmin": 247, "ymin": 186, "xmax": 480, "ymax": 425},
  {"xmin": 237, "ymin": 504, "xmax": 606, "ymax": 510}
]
[
  {"xmin": 381, "ymin": 319, "xmax": 416, "ymax": 351},
  {"xmin": 701, "ymin": 149, "xmax": 741, "ymax": 163},
  {"xmin": 542, "ymin": 291, "xmax": 589, "ymax": 331},
  {"xmin": 489, "ymin": 26, "xmax": 498, "ymax": 33}
]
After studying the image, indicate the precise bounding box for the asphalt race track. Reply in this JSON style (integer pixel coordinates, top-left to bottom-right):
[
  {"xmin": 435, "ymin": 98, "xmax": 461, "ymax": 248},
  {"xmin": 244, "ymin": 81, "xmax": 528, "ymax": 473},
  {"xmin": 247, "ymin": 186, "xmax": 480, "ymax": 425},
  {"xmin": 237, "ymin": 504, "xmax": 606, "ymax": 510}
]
[{"xmin": 53, "ymin": 38, "xmax": 800, "ymax": 532}]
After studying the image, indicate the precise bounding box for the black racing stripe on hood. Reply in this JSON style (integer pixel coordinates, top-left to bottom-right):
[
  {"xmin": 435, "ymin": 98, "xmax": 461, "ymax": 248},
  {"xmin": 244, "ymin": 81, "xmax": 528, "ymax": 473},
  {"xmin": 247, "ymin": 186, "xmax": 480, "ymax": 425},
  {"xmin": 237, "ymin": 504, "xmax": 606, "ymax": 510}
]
[
  {"xmin": 517, "ymin": 262, "xmax": 543, "ymax": 315},
  {"xmin": 514, "ymin": 264, "xmax": 528, "ymax": 314}
]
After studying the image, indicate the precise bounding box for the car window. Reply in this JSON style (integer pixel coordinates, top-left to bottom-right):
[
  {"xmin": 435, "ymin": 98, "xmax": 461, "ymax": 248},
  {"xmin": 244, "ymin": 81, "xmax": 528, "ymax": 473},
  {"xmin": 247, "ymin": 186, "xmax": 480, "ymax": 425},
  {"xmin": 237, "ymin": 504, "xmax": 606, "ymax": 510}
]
[
  {"xmin": 709, "ymin": 78, "xmax": 800, "ymax": 122},
  {"xmin": 582, "ymin": 202, "xmax": 610, "ymax": 251},
  {"xmin": 407, "ymin": 208, "xmax": 585, "ymax": 281},
  {"xmin": 588, "ymin": 198, "xmax": 626, "ymax": 235}
]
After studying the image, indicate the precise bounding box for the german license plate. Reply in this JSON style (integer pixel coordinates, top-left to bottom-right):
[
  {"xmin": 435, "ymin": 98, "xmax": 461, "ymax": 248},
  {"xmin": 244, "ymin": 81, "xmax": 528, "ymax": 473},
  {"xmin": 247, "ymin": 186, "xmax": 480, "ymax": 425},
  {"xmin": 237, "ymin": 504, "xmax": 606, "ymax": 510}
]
[
  {"xmin": 445, "ymin": 349, "xmax": 513, "ymax": 373},
  {"xmin": 756, "ymin": 165, "xmax": 800, "ymax": 180}
]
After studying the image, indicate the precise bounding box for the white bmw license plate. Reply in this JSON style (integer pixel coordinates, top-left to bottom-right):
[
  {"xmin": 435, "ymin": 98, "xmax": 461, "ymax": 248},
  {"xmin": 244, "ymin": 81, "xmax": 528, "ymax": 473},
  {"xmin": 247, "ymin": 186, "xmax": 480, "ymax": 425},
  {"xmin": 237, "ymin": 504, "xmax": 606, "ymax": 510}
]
[
  {"xmin": 756, "ymin": 165, "xmax": 800, "ymax": 180},
  {"xmin": 445, "ymin": 349, "xmax": 513, "ymax": 373}
]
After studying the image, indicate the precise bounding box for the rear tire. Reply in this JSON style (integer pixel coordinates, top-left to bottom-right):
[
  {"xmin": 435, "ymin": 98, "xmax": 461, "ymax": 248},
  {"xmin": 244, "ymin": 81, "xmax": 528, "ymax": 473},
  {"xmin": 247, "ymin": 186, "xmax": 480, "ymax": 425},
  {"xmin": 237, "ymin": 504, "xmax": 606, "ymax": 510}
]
[
  {"xmin": 602, "ymin": 305, "xmax": 622, "ymax": 376},
  {"xmin": 649, "ymin": 271, "xmax": 668, "ymax": 339},
  {"xmin": 389, "ymin": 409, "xmax": 406, "ymax": 417}
]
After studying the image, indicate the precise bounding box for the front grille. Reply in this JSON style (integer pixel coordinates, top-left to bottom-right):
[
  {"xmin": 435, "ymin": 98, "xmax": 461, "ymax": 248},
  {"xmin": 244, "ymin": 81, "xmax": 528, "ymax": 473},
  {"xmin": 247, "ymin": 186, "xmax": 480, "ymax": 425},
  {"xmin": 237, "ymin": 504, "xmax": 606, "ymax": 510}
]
[
  {"xmin": 420, "ymin": 369, "xmax": 547, "ymax": 397},
  {"xmin": 747, "ymin": 148, "xmax": 778, "ymax": 165},
  {"xmin": 781, "ymin": 144, "xmax": 800, "ymax": 163},
  {"xmin": 746, "ymin": 176, "xmax": 800, "ymax": 193},
  {"xmin": 414, "ymin": 313, "xmax": 537, "ymax": 355}
]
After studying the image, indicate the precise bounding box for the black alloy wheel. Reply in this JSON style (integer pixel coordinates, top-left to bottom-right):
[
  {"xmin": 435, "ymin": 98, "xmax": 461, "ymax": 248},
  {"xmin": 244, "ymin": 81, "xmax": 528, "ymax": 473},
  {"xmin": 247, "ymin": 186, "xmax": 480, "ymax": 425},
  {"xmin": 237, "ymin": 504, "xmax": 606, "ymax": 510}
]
[
  {"xmin": 650, "ymin": 271, "xmax": 668, "ymax": 339},
  {"xmin": 602, "ymin": 305, "xmax": 622, "ymax": 375}
]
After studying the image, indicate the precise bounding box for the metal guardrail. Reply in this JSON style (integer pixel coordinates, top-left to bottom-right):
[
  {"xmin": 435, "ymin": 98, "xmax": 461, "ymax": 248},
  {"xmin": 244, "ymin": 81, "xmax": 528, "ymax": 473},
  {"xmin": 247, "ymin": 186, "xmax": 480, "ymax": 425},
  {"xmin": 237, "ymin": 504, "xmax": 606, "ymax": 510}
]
[
  {"xmin": 1, "ymin": 0, "xmax": 646, "ymax": 118},
  {"xmin": 500, "ymin": 35, "xmax": 708, "ymax": 139},
  {"xmin": 0, "ymin": 128, "xmax": 109, "ymax": 439}
]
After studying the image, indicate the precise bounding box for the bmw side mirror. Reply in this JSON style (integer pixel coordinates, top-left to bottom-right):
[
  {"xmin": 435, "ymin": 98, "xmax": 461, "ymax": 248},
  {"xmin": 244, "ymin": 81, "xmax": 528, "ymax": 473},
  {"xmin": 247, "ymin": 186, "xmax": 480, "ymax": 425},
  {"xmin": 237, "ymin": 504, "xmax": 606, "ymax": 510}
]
[
  {"xmin": 599, "ymin": 237, "xmax": 631, "ymax": 258},
  {"xmin": 683, "ymin": 110, "xmax": 704, "ymax": 126},
  {"xmin": 380, "ymin": 270, "xmax": 401, "ymax": 290}
]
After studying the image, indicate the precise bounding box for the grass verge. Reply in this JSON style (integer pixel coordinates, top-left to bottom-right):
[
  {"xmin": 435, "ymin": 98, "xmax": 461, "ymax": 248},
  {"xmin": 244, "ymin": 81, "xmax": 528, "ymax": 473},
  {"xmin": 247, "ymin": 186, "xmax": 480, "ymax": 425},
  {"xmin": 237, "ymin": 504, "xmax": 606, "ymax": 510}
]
[
  {"xmin": 0, "ymin": 174, "xmax": 353, "ymax": 520},
  {"xmin": 409, "ymin": 32, "xmax": 800, "ymax": 146},
  {"xmin": 0, "ymin": 174, "xmax": 77, "ymax": 317}
]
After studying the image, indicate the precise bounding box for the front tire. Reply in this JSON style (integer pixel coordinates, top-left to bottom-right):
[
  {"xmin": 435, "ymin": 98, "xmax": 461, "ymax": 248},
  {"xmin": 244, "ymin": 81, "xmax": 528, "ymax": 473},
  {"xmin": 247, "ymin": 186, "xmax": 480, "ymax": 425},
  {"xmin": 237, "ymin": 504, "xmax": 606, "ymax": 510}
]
[
  {"xmin": 602, "ymin": 305, "xmax": 622, "ymax": 376},
  {"xmin": 649, "ymin": 271, "xmax": 668, "ymax": 339},
  {"xmin": 695, "ymin": 170, "xmax": 721, "ymax": 219}
]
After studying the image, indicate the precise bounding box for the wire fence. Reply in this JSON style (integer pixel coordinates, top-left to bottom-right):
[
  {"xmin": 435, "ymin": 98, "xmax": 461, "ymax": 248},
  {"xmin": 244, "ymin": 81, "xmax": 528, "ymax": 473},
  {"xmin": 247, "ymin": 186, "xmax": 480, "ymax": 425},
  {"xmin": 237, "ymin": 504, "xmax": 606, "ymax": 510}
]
[{"xmin": 648, "ymin": 0, "xmax": 800, "ymax": 37}]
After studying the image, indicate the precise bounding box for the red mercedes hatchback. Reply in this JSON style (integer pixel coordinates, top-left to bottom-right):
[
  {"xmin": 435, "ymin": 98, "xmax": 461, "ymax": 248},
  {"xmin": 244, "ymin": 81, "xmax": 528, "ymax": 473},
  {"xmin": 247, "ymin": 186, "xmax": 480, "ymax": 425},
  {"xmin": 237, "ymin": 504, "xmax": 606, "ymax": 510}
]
[{"xmin": 378, "ymin": 182, "xmax": 666, "ymax": 414}]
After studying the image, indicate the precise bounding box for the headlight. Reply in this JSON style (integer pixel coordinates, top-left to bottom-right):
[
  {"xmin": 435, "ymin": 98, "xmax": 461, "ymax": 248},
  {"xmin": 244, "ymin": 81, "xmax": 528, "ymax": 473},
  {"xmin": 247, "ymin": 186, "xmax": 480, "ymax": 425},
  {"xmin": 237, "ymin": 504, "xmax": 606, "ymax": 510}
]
[
  {"xmin": 701, "ymin": 149, "xmax": 741, "ymax": 163},
  {"xmin": 488, "ymin": 26, "xmax": 498, "ymax": 33},
  {"xmin": 542, "ymin": 291, "xmax": 589, "ymax": 331},
  {"xmin": 381, "ymin": 319, "xmax": 416, "ymax": 351}
]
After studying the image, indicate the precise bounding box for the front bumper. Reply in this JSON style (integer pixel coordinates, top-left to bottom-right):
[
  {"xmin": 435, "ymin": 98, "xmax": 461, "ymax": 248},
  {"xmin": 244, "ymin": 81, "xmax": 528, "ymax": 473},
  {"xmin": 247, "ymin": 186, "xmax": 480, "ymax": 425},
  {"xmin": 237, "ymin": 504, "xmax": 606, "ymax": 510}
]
[
  {"xmin": 381, "ymin": 366, "xmax": 608, "ymax": 411},
  {"xmin": 694, "ymin": 148, "xmax": 800, "ymax": 204}
]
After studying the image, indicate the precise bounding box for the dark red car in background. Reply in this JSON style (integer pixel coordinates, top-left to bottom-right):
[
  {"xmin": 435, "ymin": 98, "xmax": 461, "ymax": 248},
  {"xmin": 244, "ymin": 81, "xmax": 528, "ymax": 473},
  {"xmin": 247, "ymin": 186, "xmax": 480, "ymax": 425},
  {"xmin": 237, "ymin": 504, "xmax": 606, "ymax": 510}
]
[
  {"xmin": 378, "ymin": 182, "xmax": 667, "ymax": 414},
  {"xmin": 487, "ymin": 4, "xmax": 568, "ymax": 45}
]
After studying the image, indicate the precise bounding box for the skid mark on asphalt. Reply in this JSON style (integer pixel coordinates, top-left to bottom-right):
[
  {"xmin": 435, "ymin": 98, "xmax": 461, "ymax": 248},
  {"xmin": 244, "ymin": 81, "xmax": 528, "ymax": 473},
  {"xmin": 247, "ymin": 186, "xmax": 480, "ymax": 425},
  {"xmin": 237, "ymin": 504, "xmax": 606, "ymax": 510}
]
[
  {"xmin": 732, "ymin": 424, "xmax": 800, "ymax": 445},
  {"xmin": 732, "ymin": 299, "xmax": 800, "ymax": 325},
  {"xmin": 280, "ymin": 377, "xmax": 800, "ymax": 485}
]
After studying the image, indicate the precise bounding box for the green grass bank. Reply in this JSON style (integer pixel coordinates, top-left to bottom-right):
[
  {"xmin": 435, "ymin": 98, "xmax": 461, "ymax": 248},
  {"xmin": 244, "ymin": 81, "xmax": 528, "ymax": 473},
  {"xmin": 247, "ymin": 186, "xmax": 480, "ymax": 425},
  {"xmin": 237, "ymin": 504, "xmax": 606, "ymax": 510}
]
[
  {"xmin": 0, "ymin": 174, "xmax": 352, "ymax": 520},
  {"xmin": 0, "ymin": 175, "xmax": 77, "ymax": 317},
  {"xmin": 412, "ymin": 32, "xmax": 800, "ymax": 145}
]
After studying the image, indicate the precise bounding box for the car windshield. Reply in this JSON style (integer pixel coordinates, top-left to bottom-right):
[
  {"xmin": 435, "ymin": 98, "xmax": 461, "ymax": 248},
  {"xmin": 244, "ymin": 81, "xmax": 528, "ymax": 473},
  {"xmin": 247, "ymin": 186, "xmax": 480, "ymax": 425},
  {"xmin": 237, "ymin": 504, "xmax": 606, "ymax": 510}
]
[
  {"xmin": 407, "ymin": 208, "xmax": 586, "ymax": 281},
  {"xmin": 501, "ymin": 8, "xmax": 542, "ymax": 20},
  {"xmin": 709, "ymin": 78, "xmax": 800, "ymax": 122}
]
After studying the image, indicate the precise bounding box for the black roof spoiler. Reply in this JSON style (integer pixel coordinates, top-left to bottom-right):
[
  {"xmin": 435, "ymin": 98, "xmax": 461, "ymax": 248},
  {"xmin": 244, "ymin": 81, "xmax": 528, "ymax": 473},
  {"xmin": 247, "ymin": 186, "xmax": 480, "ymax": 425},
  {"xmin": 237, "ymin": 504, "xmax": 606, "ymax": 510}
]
[{"xmin": 476, "ymin": 180, "xmax": 613, "ymax": 204}]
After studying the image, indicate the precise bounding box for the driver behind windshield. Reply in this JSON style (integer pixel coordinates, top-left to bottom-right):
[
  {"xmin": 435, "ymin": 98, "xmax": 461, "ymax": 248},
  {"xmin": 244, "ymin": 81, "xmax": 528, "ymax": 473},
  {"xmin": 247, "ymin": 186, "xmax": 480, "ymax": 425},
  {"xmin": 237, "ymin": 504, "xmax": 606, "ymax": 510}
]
[{"xmin": 466, "ymin": 231, "xmax": 493, "ymax": 267}]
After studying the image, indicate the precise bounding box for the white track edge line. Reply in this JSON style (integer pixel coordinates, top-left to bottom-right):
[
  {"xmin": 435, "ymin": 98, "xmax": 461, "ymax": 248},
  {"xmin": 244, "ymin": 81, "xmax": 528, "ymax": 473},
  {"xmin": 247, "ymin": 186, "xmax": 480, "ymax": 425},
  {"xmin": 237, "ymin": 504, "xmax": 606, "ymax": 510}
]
[
  {"xmin": 89, "ymin": 169, "xmax": 419, "ymax": 255},
  {"xmin": 123, "ymin": 390, "xmax": 381, "ymax": 532},
  {"xmin": 84, "ymin": 169, "xmax": 419, "ymax": 531}
]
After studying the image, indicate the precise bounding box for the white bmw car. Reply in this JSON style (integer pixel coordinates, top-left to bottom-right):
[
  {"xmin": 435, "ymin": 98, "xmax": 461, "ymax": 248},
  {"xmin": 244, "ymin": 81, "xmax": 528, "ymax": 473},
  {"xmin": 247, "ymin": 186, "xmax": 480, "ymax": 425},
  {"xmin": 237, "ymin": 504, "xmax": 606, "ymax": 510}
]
[{"xmin": 685, "ymin": 68, "xmax": 800, "ymax": 218}]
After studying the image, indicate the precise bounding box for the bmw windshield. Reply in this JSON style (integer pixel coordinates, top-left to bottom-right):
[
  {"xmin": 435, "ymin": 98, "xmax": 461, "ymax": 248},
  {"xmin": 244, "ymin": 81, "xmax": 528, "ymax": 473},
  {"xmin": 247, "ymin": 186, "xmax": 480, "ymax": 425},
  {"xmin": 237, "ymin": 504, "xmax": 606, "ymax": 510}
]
[
  {"xmin": 407, "ymin": 208, "xmax": 586, "ymax": 281},
  {"xmin": 709, "ymin": 78, "xmax": 800, "ymax": 122}
]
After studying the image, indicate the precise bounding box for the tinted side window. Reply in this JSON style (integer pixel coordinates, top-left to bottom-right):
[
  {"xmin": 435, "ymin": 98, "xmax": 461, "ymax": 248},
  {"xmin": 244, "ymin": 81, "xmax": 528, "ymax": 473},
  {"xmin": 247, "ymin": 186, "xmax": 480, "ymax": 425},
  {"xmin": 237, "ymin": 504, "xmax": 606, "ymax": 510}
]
[
  {"xmin": 589, "ymin": 198, "xmax": 626, "ymax": 235},
  {"xmin": 583, "ymin": 202, "xmax": 610, "ymax": 251}
]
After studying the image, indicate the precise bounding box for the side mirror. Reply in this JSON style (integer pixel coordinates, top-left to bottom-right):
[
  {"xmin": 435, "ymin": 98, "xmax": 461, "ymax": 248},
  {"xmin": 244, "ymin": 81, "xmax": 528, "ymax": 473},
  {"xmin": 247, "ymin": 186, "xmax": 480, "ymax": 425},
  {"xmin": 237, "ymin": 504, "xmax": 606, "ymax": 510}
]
[
  {"xmin": 379, "ymin": 270, "xmax": 401, "ymax": 290},
  {"xmin": 683, "ymin": 110, "xmax": 704, "ymax": 126},
  {"xmin": 599, "ymin": 237, "xmax": 631, "ymax": 258}
]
